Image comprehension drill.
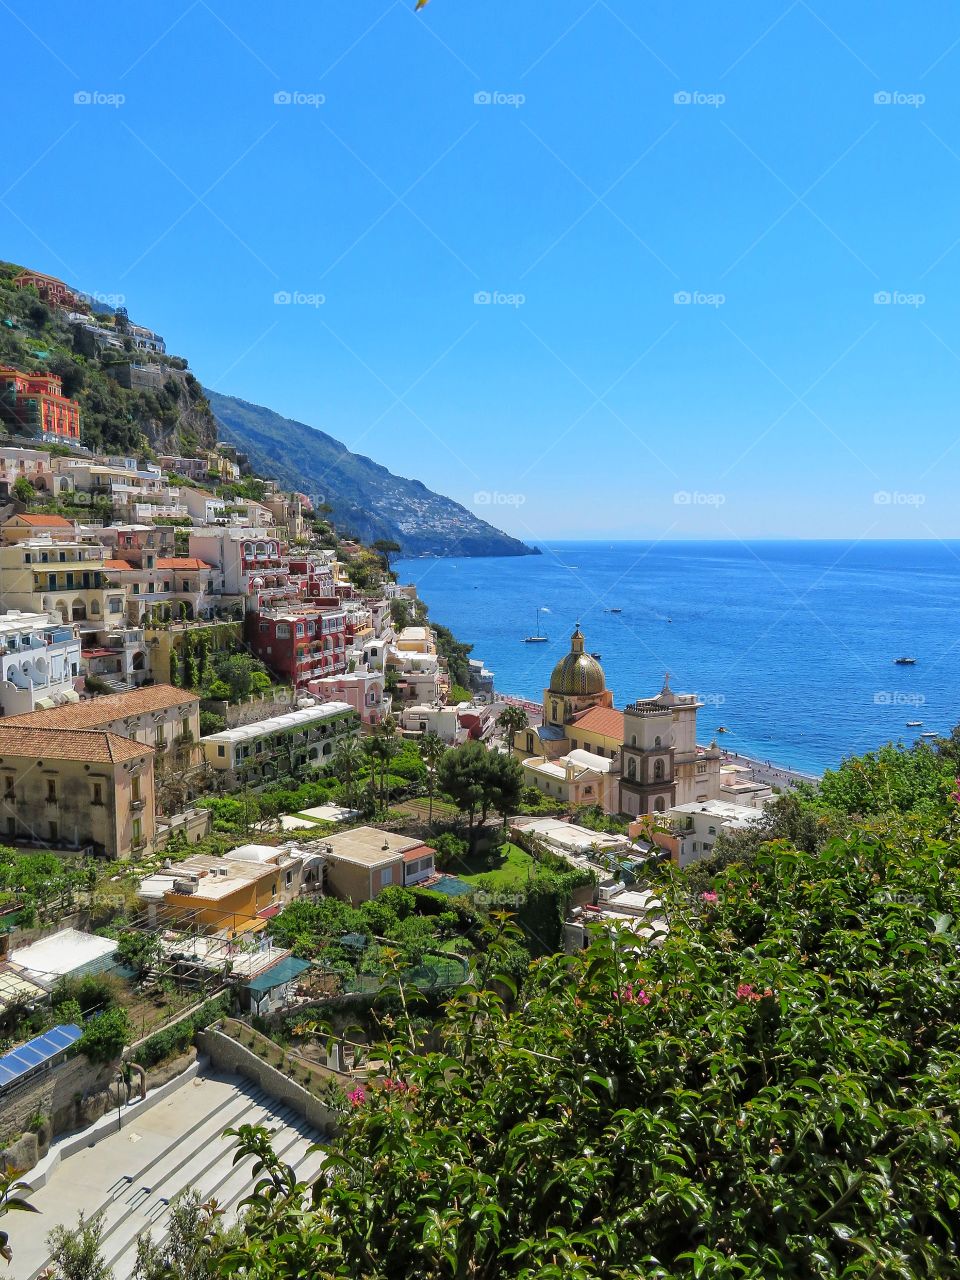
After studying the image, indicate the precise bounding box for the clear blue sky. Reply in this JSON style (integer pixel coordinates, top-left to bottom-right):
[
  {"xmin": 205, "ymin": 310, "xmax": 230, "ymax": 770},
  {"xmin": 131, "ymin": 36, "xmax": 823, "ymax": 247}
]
[{"xmin": 3, "ymin": 1, "xmax": 960, "ymax": 541}]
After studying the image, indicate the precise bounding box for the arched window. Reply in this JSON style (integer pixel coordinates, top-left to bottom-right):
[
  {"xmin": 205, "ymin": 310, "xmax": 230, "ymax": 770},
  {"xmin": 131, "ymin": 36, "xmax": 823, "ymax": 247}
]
[
  {"xmin": 654, "ymin": 735, "xmax": 661, "ymax": 748},
  {"xmin": 627, "ymin": 758, "xmax": 636, "ymax": 779},
  {"xmin": 551, "ymin": 701, "xmax": 558, "ymax": 721},
  {"xmin": 654, "ymin": 797, "xmax": 665, "ymax": 812},
  {"xmin": 708, "ymin": 826, "xmax": 716, "ymax": 835},
  {"xmin": 630, "ymin": 734, "xmax": 636, "ymax": 746},
  {"xmin": 654, "ymin": 759, "xmax": 664, "ymax": 781}
]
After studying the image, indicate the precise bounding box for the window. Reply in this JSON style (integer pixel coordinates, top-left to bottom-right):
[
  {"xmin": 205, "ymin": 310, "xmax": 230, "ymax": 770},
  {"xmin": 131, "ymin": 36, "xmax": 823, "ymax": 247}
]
[
  {"xmin": 3, "ymin": 775, "xmax": 13, "ymax": 801},
  {"xmin": 217, "ymin": 744, "xmax": 225, "ymax": 757},
  {"xmin": 132, "ymin": 818, "xmax": 141, "ymax": 842},
  {"xmin": 132, "ymin": 775, "xmax": 141, "ymax": 802},
  {"xmin": 285, "ymin": 870, "xmax": 293, "ymax": 886},
  {"xmin": 6, "ymin": 818, "xmax": 14, "ymax": 837},
  {"xmin": 109, "ymin": 598, "xmax": 123, "ymax": 614},
  {"xmin": 631, "ymin": 734, "xmax": 636, "ymax": 746},
  {"xmin": 380, "ymin": 867, "xmax": 393, "ymax": 888},
  {"xmin": 47, "ymin": 778, "xmax": 57, "ymax": 801},
  {"xmin": 627, "ymin": 758, "xmax": 636, "ymax": 779},
  {"xmin": 654, "ymin": 736, "xmax": 661, "ymax": 748},
  {"xmin": 654, "ymin": 759, "xmax": 665, "ymax": 781},
  {"xmin": 49, "ymin": 819, "xmax": 58, "ymax": 841},
  {"xmin": 696, "ymin": 762, "xmax": 707, "ymax": 774},
  {"xmin": 654, "ymin": 797, "xmax": 665, "ymax": 813},
  {"xmin": 92, "ymin": 782, "xmax": 103, "ymax": 805}
]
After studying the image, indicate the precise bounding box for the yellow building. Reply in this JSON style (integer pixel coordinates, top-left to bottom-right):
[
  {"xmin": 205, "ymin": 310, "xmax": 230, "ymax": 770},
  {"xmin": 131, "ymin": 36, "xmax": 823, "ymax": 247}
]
[
  {"xmin": 156, "ymin": 847, "xmax": 308, "ymax": 937},
  {"xmin": 8, "ymin": 683, "xmax": 201, "ymax": 770},
  {"xmin": 0, "ymin": 724, "xmax": 155, "ymax": 858},
  {"xmin": 514, "ymin": 627, "xmax": 623, "ymax": 762}
]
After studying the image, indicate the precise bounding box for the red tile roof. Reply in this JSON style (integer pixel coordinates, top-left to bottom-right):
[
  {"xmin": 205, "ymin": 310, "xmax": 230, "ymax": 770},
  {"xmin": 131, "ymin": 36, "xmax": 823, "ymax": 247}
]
[
  {"xmin": 102, "ymin": 558, "xmax": 134, "ymax": 570},
  {"xmin": 8, "ymin": 514, "xmax": 73, "ymax": 528},
  {"xmin": 569, "ymin": 706, "xmax": 625, "ymax": 740},
  {"xmin": 0, "ymin": 725, "xmax": 151, "ymax": 765},
  {"xmin": 155, "ymin": 557, "xmax": 213, "ymax": 570},
  {"xmin": 8, "ymin": 683, "xmax": 198, "ymax": 729},
  {"xmin": 402, "ymin": 843, "xmax": 436, "ymax": 863}
]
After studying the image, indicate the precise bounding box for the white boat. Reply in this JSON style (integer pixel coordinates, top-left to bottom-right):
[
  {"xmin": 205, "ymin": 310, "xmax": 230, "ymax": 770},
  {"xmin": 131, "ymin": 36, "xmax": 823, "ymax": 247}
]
[{"xmin": 523, "ymin": 607, "xmax": 549, "ymax": 643}]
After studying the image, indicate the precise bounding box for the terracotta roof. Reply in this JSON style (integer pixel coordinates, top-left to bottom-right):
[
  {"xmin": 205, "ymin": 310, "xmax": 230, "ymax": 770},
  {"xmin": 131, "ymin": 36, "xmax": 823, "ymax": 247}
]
[
  {"xmin": 155, "ymin": 557, "xmax": 212, "ymax": 570},
  {"xmin": 7, "ymin": 514, "xmax": 73, "ymax": 528},
  {"xmin": 102, "ymin": 558, "xmax": 134, "ymax": 570},
  {"xmin": 0, "ymin": 725, "xmax": 150, "ymax": 765},
  {"xmin": 569, "ymin": 705, "xmax": 625, "ymax": 740},
  {"xmin": 7, "ymin": 683, "xmax": 198, "ymax": 729},
  {"xmin": 402, "ymin": 843, "xmax": 436, "ymax": 863}
]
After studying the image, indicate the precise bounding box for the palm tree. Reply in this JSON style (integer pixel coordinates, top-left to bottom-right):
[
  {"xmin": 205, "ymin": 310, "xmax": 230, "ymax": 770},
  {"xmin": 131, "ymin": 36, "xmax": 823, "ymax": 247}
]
[
  {"xmin": 496, "ymin": 704, "xmax": 529, "ymax": 749},
  {"xmin": 419, "ymin": 732, "xmax": 446, "ymax": 827},
  {"xmin": 333, "ymin": 736, "xmax": 365, "ymax": 810}
]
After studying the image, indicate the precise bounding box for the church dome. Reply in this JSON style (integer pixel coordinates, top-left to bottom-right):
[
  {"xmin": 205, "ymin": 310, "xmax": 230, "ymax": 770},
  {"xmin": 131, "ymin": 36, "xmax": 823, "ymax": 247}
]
[{"xmin": 549, "ymin": 627, "xmax": 605, "ymax": 696}]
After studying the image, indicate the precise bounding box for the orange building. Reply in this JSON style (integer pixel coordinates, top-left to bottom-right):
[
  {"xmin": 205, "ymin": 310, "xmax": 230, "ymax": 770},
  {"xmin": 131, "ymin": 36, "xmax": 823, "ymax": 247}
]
[
  {"xmin": 0, "ymin": 367, "xmax": 81, "ymax": 440},
  {"xmin": 13, "ymin": 270, "xmax": 78, "ymax": 309}
]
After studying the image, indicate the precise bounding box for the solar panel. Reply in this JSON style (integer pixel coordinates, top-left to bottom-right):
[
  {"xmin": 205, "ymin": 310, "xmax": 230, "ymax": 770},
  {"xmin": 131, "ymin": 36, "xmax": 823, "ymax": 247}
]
[{"xmin": 0, "ymin": 1023, "xmax": 82, "ymax": 1090}]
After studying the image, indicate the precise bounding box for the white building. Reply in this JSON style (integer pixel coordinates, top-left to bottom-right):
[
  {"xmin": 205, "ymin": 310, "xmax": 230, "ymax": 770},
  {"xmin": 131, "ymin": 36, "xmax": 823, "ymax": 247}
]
[
  {"xmin": 664, "ymin": 800, "xmax": 762, "ymax": 868},
  {"xmin": 200, "ymin": 700, "xmax": 357, "ymax": 782},
  {"xmin": 521, "ymin": 747, "xmax": 619, "ymax": 814},
  {"xmin": 0, "ymin": 611, "xmax": 81, "ymax": 715}
]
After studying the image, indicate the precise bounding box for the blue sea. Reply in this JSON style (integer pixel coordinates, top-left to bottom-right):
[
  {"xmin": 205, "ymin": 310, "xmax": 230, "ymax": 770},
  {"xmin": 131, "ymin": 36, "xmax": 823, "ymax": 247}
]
[{"xmin": 395, "ymin": 541, "xmax": 960, "ymax": 776}]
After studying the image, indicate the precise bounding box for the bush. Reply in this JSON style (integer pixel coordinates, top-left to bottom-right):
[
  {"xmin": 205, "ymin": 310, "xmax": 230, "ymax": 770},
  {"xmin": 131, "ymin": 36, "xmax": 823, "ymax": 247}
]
[
  {"xmin": 77, "ymin": 1006, "xmax": 130, "ymax": 1063},
  {"xmin": 137, "ymin": 995, "xmax": 229, "ymax": 1068}
]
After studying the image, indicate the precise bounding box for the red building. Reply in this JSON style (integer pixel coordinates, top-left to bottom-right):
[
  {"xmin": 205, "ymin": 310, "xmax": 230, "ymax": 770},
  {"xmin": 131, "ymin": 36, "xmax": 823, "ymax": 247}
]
[
  {"xmin": 13, "ymin": 270, "xmax": 79, "ymax": 309},
  {"xmin": 0, "ymin": 367, "xmax": 81, "ymax": 440},
  {"xmin": 247, "ymin": 607, "xmax": 348, "ymax": 690}
]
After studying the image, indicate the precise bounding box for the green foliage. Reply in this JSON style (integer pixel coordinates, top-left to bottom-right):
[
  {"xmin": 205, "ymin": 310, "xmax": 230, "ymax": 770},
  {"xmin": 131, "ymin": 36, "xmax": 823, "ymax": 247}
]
[
  {"xmin": 199, "ymin": 709, "xmax": 226, "ymax": 735},
  {"xmin": 216, "ymin": 817, "xmax": 960, "ymax": 1278},
  {"xmin": 11, "ymin": 475, "xmax": 34, "ymax": 503},
  {"xmin": 114, "ymin": 930, "xmax": 161, "ymax": 980},
  {"xmin": 388, "ymin": 597, "xmax": 412, "ymax": 631},
  {"xmin": 51, "ymin": 972, "xmax": 119, "ymax": 1017},
  {"xmin": 815, "ymin": 740, "xmax": 952, "ymax": 816},
  {"xmin": 46, "ymin": 1211, "xmax": 111, "ymax": 1280},
  {"xmin": 431, "ymin": 621, "xmax": 473, "ymax": 688},
  {"xmin": 76, "ymin": 1006, "xmax": 131, "ymax": 1063},
  {"xmin": 134, "ymin": 1188, "xmax": 243, "ymax": 1279},
  {"xmin": 437, "ymin": 742, "xmax": 524, "ymax": 840},
  {"xmin": 446, "ymin": 682, "xmax": 473, "ymax": 704},
  {"xmin": 137, "ymin": 996, "xmax": 229, "ymax": 1068}
]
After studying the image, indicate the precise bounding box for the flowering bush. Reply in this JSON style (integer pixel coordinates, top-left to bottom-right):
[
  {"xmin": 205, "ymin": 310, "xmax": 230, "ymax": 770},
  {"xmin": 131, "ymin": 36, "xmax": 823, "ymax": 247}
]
[{"xmin": 217, "ymin": 818, "xmax": 960, "ymax": 1278}]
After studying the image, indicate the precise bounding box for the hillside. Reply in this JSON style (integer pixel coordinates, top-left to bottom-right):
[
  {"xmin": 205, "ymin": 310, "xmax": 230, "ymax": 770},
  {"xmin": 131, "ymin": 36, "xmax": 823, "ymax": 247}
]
[
  {"xmin": 207, "ymin": 389, "xmax": 536, "ymax": 559},
  {"xmin": 0, "ymin": 261, "xmax": 218, "ymax": 457}
]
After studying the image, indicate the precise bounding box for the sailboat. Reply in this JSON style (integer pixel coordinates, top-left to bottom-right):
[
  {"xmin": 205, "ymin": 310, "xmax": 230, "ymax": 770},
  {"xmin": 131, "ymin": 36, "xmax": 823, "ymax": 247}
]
[{"xmin": 524, "ymin": 607, "xmax": 549, "ymax": 643}]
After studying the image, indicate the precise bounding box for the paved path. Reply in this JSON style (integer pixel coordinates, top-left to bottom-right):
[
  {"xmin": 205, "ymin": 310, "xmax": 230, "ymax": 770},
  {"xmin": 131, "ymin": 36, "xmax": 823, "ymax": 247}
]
[{"xmin": 13, "ymin": 1071, "xmax": 324, "ymax": 1280}]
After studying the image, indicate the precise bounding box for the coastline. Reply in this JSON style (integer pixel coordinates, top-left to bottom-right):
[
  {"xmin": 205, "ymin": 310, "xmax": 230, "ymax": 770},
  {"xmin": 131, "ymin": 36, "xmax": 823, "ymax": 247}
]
[{"xmin": 719, "ymin": 750, "xmax": 822, "ymax": 788}]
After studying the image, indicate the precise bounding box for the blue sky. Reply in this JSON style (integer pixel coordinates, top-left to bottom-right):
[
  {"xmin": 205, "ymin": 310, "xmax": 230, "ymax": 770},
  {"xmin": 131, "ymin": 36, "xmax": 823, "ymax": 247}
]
[{"xmin": 3, "ymin": 1, "xmax": 960, "ymax": 541}]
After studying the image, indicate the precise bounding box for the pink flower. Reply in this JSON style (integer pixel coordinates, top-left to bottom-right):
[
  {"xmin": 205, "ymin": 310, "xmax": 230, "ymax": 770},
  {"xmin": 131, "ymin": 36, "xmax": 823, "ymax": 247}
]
[
  {"xmin": 736, "ymin": 983, "xmax": 761, "ymax": 1002},
  {"xmin": 348, "ymin": 1086, "xmax": 366, "ymax": 1107},
  {"xmin": 618, "ymin": 982, "xmax": 651, "ymax": 1005},
  {"xmin": 701, "ymin": 891, "xmax": 719, "ymax": 904}
]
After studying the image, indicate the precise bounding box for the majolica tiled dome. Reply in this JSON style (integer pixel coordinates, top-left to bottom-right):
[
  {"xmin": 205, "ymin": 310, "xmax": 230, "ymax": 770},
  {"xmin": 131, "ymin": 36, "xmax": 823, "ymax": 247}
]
[{"xmin": 549, "ymin": 627, "xmax": 605, "ymax": 695}]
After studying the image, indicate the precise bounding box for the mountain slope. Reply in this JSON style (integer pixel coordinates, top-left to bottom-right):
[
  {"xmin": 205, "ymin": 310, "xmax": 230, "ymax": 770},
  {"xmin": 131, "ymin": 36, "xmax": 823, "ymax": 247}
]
[{"xmin": 206, "ymin": 389, "xmax": 535, "ymax": 559}]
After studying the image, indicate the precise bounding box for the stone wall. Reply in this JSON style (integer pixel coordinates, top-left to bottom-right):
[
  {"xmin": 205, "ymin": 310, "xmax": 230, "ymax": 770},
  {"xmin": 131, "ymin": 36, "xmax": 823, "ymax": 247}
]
[
  {"xmin": 0, "ymin": 1053, "xmax": 117, "ymax": 1168},
  {"xmin": 198, "ymin": 1028, "xmax": 340, "ymax": 1135}
]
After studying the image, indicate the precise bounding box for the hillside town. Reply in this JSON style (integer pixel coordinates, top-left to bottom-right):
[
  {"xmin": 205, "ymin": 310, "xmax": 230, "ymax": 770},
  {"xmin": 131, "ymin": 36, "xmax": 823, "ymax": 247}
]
[{"xmin": 3, "ymin": 261, "xmax": 945, "ymax": 1280}]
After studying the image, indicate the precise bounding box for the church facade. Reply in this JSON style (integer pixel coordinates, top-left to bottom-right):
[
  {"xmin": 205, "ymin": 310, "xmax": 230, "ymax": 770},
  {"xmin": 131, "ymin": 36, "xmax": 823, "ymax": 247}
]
[{"xmin": 515, "ymin": 626, "xmax": 721, "ymax": 818}]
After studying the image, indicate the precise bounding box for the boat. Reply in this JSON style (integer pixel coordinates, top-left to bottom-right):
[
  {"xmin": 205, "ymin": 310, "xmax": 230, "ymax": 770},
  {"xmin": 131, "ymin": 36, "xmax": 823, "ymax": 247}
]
[
  {"xmin": 716, "ymin": 725, "xmax": 729, "ymax": 734},
  {"xmin": 590, "ymin": 651, "xmax": 602, "ymax": 660},
  {"xmin": 920, "ymin": 731, "xmax": 938, "ymax": 738},
  {"xmin": 523, "ymin": 607, "xmax": 549, "ymax": 643},
  {"xmin": 906, "ymin": 721, "xmax": 923, "ymax": 728},
  {"xmin": 606, "ymin": 607, "xmax": 622, "ymax": 614},
  {"xmin": 894, "ymin": 657, "xmax": 917, "ymax": 665}
]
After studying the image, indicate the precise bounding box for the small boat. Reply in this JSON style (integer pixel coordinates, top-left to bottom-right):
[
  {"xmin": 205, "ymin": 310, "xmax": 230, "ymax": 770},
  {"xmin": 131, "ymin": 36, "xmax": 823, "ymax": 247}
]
[
  {"xmin": 523, "ymin": 607, "xmax": 549, "ymax": 643},
  {"xmin": 920, "ymin": 731, "xmax": 938, "ymax": 738},
  {"xmin": 906, "ymin": 721, "xmax": 922, "ymax": 728},
  {"xmin": 894, "ymin": 657, "xmax": 917, "ymax": 665},
  {"xmin": 716, "ymin": 725, "xmax": 729, "ymax": 734},
  {"xmin": 606, "ymin": 607, "xmax": 622, "ymax": 614},
  {"xmin": 590, "ymin": 651, "xmax": 601, "ymax": 660}
]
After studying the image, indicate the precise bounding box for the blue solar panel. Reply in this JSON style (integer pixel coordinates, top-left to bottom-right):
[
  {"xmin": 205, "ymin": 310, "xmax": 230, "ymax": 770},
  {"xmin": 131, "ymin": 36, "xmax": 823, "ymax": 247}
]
[{"xmin": 0, "ymin": 1023, "xmax": 82, "ymax": 1090}]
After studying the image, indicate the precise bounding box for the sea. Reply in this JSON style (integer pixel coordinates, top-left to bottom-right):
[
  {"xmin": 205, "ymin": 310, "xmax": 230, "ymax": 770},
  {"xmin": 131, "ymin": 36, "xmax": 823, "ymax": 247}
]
[{"xmin": 394, "ymin": 540, "xmax": 960, "ymax": 777}]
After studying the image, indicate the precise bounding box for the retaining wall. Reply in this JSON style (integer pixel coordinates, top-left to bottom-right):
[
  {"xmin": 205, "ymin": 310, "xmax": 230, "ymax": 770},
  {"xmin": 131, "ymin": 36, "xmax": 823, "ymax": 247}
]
[{"xmin": 198, "ymin": 1028, "xmax": 340, "ymax": 1134}]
